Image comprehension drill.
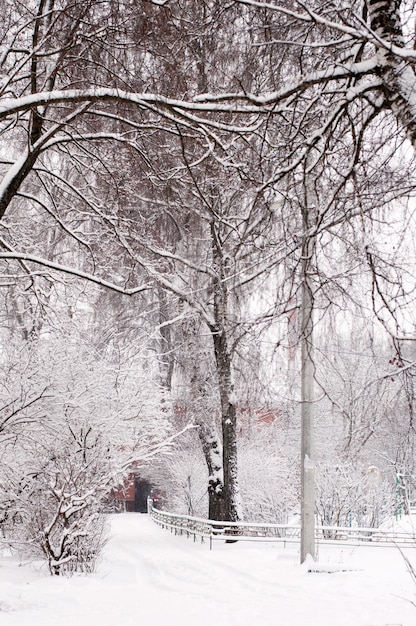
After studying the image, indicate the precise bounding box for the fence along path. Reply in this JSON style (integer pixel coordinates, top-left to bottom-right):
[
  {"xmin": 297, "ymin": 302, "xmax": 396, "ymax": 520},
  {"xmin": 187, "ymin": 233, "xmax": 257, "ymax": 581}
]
[{"xmin": 148, "ymin": 500, "xmax": 416, "ymax": 550}]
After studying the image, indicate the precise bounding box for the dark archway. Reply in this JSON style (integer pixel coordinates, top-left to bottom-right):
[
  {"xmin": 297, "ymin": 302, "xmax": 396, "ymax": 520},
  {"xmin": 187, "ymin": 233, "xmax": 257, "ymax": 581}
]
[{"xmin": 134, "ymin": 478, "xmax": 152, "ymax": 512}]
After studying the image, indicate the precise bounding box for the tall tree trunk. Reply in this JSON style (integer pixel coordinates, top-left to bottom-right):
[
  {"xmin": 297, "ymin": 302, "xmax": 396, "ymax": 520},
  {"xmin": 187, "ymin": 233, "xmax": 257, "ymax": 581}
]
[
  {"xmin": 196, "ymin": 419, "xmax": 226, "ymax": 520},
  {"xmin": 368, "ymin": 0, "xmax": 416, "ymax": 147},
  {"xmin": 211, "ymin": 329, "xmax": 241, "ymax": 522},
  {"xmin": 210, "ymin": 222, "xmax": 242, "ymax": 523},
  {"xmin": 184, "ymin": 314, "xmax": 227, "ymax": 520}
]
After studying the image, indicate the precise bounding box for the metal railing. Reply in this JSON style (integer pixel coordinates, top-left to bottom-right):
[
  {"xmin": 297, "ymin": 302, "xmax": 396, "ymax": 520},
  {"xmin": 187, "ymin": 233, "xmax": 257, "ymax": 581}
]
[{"xmin": 147, "ymin": 499, "xmax": 416, "ymax": 549}]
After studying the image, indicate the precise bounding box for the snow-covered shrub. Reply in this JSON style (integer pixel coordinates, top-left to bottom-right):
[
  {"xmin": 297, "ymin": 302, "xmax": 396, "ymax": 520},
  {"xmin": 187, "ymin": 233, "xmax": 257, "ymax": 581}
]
[
  {"xmin": 0, "ymin": 344, "xmax": 175, "ymax": 574},
  {"xmin": 315, "ymin": 463, "xmax": 395, "ymax": 530},
  {"xmin": 13, "ymin": 433, "xmax": 116, "ymax": 575},
  {"xmin": 237, "ymin": 420, "xmax": 300, "ymax": 523},
  {"xmin": 0, "ymin": 473, "xmax": 22, "ymax": 541},
  {"xmin": 163, "ymin": 449, "xmax": 208, "ymax": 517},
  {"xmin": 239, "ymin": 442, "xmax": 299, "ymax": 523}
]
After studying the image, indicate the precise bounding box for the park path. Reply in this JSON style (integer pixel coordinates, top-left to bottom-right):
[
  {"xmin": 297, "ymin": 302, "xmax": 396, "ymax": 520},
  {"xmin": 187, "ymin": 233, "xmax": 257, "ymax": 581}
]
[{"xmin": 1, "ymin": 513, "xmax": 416, "ymax": 626}]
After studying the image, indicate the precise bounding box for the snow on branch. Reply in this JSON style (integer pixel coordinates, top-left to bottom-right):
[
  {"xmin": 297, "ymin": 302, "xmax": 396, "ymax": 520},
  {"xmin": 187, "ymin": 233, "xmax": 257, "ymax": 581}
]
[
  {"xmin": 0, "ymin": 252, "xmax": 150, "ymax": 295},
  {"xmin": 0, "ymin": 89, "xmax": 264, "ymax": 128}
]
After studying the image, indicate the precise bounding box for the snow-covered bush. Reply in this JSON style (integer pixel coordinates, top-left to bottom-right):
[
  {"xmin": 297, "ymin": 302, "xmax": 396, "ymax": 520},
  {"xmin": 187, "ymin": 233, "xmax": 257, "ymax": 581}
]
[
  {"xmin": 315, "ymin": 463, "xmax": 395, "ymax": 531},
  {"xmin": 0, "ymin": 325, "xmax": 176, "ymax": 574},
  {"xmin": 162, "ymin": 446, "xmax": 208, "ymax": 517},
  {"xmin": 0, "ymin": 468, "xmax": 22, "ymax": 541},
  {"xmin": 0, "ymin": 406, "xmax": 127, "ymax": 575},
  {"xmin": 231, "ymin": 412, "xmax": 300, "ymax": 524},
  {"xmin": 15, "ymin": 438, "xmax": 114, "ymax": 575},
  {"xmin": 238, "ymin": 437, "xmax": 300, "ymax": 523}
]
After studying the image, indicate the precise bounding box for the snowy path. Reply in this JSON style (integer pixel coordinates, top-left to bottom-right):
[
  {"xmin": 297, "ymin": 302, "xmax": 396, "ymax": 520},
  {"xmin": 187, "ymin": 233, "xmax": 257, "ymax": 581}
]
[{"xmin": 1, "ymin": 513, "xmax": 416, "ymax": 625}]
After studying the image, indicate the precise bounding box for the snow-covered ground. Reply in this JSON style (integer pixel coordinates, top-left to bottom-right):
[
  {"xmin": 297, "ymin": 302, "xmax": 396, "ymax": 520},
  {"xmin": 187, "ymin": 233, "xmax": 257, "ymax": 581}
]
[{"xmin": 1, "ymin": 513, "xmax": 416, "ymax": 625}]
